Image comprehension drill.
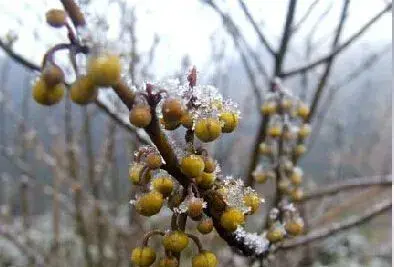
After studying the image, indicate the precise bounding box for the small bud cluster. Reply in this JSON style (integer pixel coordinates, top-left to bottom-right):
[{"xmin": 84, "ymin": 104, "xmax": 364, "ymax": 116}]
[{"xmin": 255, "ymin": 79, "xmax": 311, "ymax": 205}]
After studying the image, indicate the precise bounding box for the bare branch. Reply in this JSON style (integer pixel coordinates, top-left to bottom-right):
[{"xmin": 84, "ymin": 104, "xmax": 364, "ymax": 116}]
[
  {"xmin": 306, "ymin": 0, "xmax": 350, "ymax": 123},
  {"xmin": 302, "ymin": 175, "xmax": 392, "ymax": 202},
  {"xmin": 237, "ymin": 0, "xmax": 276, "ymax": 56},
  {"xmin": 292, "ymin": 0, "xmax": 320, "ymax": 34},
  {"xmin": 280, "ymin": 2, "xmax": 392, "ymax": 77},
  {"xmin": 281, "ymin": 198, "xmax": 392, "ymax": 249}
]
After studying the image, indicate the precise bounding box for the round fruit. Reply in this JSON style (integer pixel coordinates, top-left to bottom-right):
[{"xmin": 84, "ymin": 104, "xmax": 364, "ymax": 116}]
[
  {"xmin": 291, "ymin": 187, "xmax": 304, "ymax": 202},
  {"xmin": 203, "ymin": 157, "xmax": 216, "ymax": 173},
  {"xmin": 195, "ymin": 172, "xmax": 216, "ymax": 189},
  {"xmin": 219, "ymin": 112, "xmax": 239, "ymax": 133},
  {"xmin": 194, "ymin": 118, "xmax": 222, "ymax": 143},
  {"xmin": 220, "ymin": 208, "xmax": 245, "ymax": 232},
  {"xmin": 266, "ymin": 225, "xmax": 285, "ymax": 243},
  {"xmin": 298, "ymin": 124, "xmax": 311, "ymax": 139},
  {"xmin": 285, "ymin": 218, "xmax": 304, "ymax": 236},
  {"xmin": 290, "ymin": 167, "xmax": 303, "ymax": 186},
  {"xmin": 197, "ymin": 218, "xmax": 214, "ymax": 234},
  {"xmin": 135, "ymin": 191, "xmax": 164, "ymax": 216},
  {"xmin": 70, "ymin": 75, "xmax": 97, "ymax": 105},
  {"xmin": 45, "ymin": 9, "xmax": 67, "ymax": 28},
  {"xmin": 243, "ymin": 193, "xmax": 261, "ymax": 214},
  {"xmin": 42, "ymin": 64, "xmax": 65, "ymax": 87},
  {"xmin": 294, "ymin": 144, "xmax": 307, "ymax": 157},
  {"xmin": 145, "ymin": 153, "xmax": 161, "ymax": 169},
  {"xmin": 258, "ymin": 142, "xmax": 273, "ymax": 156},
  {"xmin": 180, "ymin": 112, "xmax": 194, "ymax": 129},
  {"xmin": 297, "ymin": 103, "xmax": 310, "ymax": 120},
  {"xmin": 131, "ymin": 246, "xmax": 156, "ymax": 267},
  {"xmin": 180, "ymin": 155, "xmax": 205, "ymax": 178},
  {"xmin": 88, "ymin": 54, "xmax": 121, "ymax": 86},
  {"xmin": 267, "ymin": 124, "xmax": 282, "ymax": 137},
  {"xmin": 158, "ymin": 256, "xmax": 178, "ymax": 267},
  {"xmin": 192, "ymin": 251, "xmax": 218, "ymax": 267},
  {"xmin": 261, "ymin": 101, "xmax": 277, "ymax": 115},
  {"xmin": 152, "ymin": 177, "xmax": 174, "ymax": 197},
  {"xmin": 32, "ymin": 78, "xmax": 64, "ymax": 105},
  {"xmin": 161, "ymin": 98, "xmax": 183, "ymax": 122},
  {"xmin": 162, "ymin": 231, "xmax": 189, "ymax": 253},
  {"xmin": 129, "ymin": 104, "xmax": 152, "ymax": 128}
]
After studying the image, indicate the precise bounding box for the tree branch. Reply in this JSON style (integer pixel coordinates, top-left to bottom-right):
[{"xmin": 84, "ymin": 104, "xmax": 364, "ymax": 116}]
[
  {"xmin": 306, "ymin": 0, "xmax": 350, "ymax": 123},
  {"xmin": 281, "ymin": 198, "xmax": 391, "ymax": 249},
  {"xmin": 280, "ymin": 2, "xmax": 392, "ymax": 77},
  {"xmin": 291, "ymin": 0, "xmax": 320, "ymax": 34},
  {"xmin": 302, "ymin": 175, "xmax": 392, "ymax": 202},
  {"xmin": 237, "ymin": 0, "xmax": 276, "ymax": 56}
]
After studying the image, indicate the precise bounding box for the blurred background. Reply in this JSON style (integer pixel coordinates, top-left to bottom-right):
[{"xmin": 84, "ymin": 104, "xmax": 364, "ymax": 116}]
[{"xmin": 0, "ymin": 0, "xmax": 391, "ymax": 266}]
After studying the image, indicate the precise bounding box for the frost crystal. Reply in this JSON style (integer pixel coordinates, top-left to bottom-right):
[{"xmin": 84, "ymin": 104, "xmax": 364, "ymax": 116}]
[{"xmin": 234, "ymin": 227, "xmax": 269, "ymax": 256}]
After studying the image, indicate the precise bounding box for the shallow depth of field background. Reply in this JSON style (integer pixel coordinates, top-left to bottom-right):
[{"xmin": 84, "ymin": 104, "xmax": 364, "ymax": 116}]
[{"xmin": 0, "ymin": 0, "xmax": 392, "ymax": 266}]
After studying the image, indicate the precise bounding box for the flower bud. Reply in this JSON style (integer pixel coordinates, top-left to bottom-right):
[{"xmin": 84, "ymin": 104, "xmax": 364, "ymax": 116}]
[
  {"xmin": 261, "ymin": 101, "xmax": 277, "ymax": 115},
  {"xmin": 70, "ymin": 75, "xmax": 97, "ymax": 105},
  {"xmin": 195, "ymin": 172, "xmax": 216, "ymax": 189},
  {"xmin": 135, "ymin": 191, "xmax": 164, "ymax": 216},
  {"xmin": 243, "ymin": 193, "xmax": 261, "ymax": 214},
  {"xmin": 131, "ymin": 246, "xmax": 156, "ymax": 267},
  {"xmin": 158, "ymin": 256, "xmax": 178, "ymax": 267},
  {"xmin": 128, "ymin": 163, "xmax": 144, "ymax": 185},
  {"xmin": 297, "ymin": 103, "xmax": 310, "ymax": 120},
  {"xmin": 285, "ymin": 217, "xmax": 304, "ymax": 236},
  {"xmin": 180, "ymin": 155, "xmax": 205, "ymax": 178},
  {"xmin": 298, "ymin": 124, "xmax": 311, "ymax": 139},
  {"xmin": 162, "ymin": 231, "xmax": 189, "ymax": 253},
  {"xmin": 219, "ymin": 112, "xmax": 239, "ymax": 133},
  {"xmin": 180, "ymin": 112, "xmax": 193, "ymax": 129},
  {"xmin": 278, "ymin": 179, "xmax": 291, "ymax": 194},
  {"xmin": 152, "ymin": 177, "xmax": 174, "ymax": 197},
  {"xmin": 194, "ymin": 118, "xmax": 222, "ymax": 143},
  {"xmin": 188, "ymin": 198, "xmax": 204, "ymax": 219},
  {"xmin": 220, "ymin": 208, "xmax": 245, "ymax": 232},
  {"xmin": 294, "ymin": 144, "xmax": 307, "ymax": 157},
  {"xmin": 253, "ymin": 170, "xmax": 275, "ymax": 184},
  {"xmin": 197, "ymin": 218, "xmax": 214, "ymax": 234},
  {"xmin": 203, "ymin": 157, "xmax": 216, "ymax": 173},
  {"xmin": 258, "ymin": 142, "xmax": 273, "ymax": 156},
  {"xmin": 266, "ymin": 223, "xmax": 285, "ymax": 243},
  {"xmin": 290, "ymin": 167, "xmax": 303, "ymax": 186},
  {"xmin": 32, "ymin": 78, "xmax": 64, "ymax": 106},
  {"xmin": 129, "ymin": 104, "xmax": 152, "ymax": 128},
  {"xmin": 267, "ymin": 124, "xmax": 282, "ymax": 138},
  {"xmin": 45, "ymin": 9, "xmax": 67, "ymax": 28},
  {"xmin": 145, "ymin": 152, "xmax": 162, "ymax": 169},
  {"xmin": 42, "ymin": 64, "xmax": 65, "ymax": 87},
  {"xmin": 280, "ymin": 98, "xmax": 292, "ymax": 111},
  {"xmin": 290, "ymin": 187, "xmax": 304, "ymax": 202},
  {"xmin": 88, "ymin": 54, "xmax": 121, "ymax": 86},
  {"xmin": 192, "ymin": 251, "xmax": 218, "ymax": 267},
  {"xmin": 162, "ymin": 98, "xmax": 183, "ymax": 122}
]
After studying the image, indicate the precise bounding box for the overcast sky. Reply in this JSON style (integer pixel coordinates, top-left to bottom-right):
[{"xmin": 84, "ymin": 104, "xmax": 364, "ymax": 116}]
[{"xmin": 0, "ymin": 0, "xmax": 391, "ymax": 78}]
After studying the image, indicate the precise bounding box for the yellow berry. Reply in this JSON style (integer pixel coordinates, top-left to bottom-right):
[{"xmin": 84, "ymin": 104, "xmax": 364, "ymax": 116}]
[
  {"xmin": 161, "ymin": 118, "xmax": 180, "ymax": 130},
  {"xmin": 195, "ymin": 172, "xmax": 216, "ymax": 189},
  {"xmin": 70, "ymin": 75, "xmax": 97, "ymax": 105},
  {"xmin": 194, "ymin": 118, "xmax": 222, "ymax": 143},
  {"xmin": 290, "ymin": 167, "xmax": 303, "ymax": 186},
  {"xmin": 88, "ymin": 54, "xmax": 121, "ymax": 86},
  {"xmin": 188, "ymin": 198, "xmax": 204, "ymax": 219},
  {"xmin": 197, "ymin": 218, "xmax": 214, "ymax": 235},
  {"xmin": 145, "ymin": 153, "xmax": 162, "ymax": 169},
  {"xmin": 243, "ymin": 193, "xmax": 261, "ymax": 214},
  {"xmin": 266, "ymin": 224, "xmax": 285, "ymax": 243},
  {"xmin": 32, "ymin": 78, "xmax": 64, "ymax": 106},
  {"xmin": 258, "ymin": 142, "xmax": 273, "ymax": 156},
  {"xmin": 128, "ymin": 163, "xmax": 143, "ymax": 185},
  {"xmin": 278, "ymin": 179, "xmax": 291, "ymax": 194},
  {"xmin": 131, "ymin": 246, "xmax": 156, "ymax": 267},
  {"xmin": 152, "ymin": 177, "xmax": 174, "ymax": 198},
  {"xmin": 267, "ymin": 124, "xmax": 282, "ymax": 138},
  {"xmin": 261, "ymin": 101, "xmax": 277, "ymax": 115},
  {"xmin": 294, "ymin": 144, "xmax": 307, "ymax": 157},
  {"xmin": 180, "ymin": 112, "xmax": 194, "ymax": 129},
  {"xmin": 162, "ymin": 231, "xmax": 189, "ymax": 253},
  {"xmin": 291, "ymin": 188, "xmax": 304, "ymax": 202},
  {"xmin": 162, "ymin": 98, "xmax": 183, "ymax": 122},
  {"xmin": 135, "ymin": 191, "xmax": 164, "ymax": 216},
  {"xmin": 253, "ymin": 170, "xmax": 275, "ymax": 184},
  {"xmin": 45, "ymin": 9, "xmax": 67, "ymax": 28},
  {"xmin": 285, "ymin": 218, "xmax": 304, "ymax": 236},
  {"xmin": 129, "ymin": 104, "xmax": 152, "ymax": 128},
  {"xmin": 298, "ymin": 124, "xmax": 311, "ymax": 139},
  {"xmin": 297, "ymin": 103, "xmax": 310, "ymax": 120},
  {"xmin": 192, "ymin": 251, "xmax": 218, "ymax": 267},
  {"xmin": 203, "ymin": 157, "xmax": 216, "ymax": 173},
  {"xmin": 42, "ymin": 64, "xmax": 65, "ymax": 87},
  {"xmin": 180, "ymin": 155, "xmax": 205, "ymax": 178},
  {"xmin": 219, "ymin": 112, "xmax": 239, "ymax": 133},
  {"xmin": 220, "ymin": 208, "xmax": 244, "ymax": 232},
  {"xmin": 280, "ymin": 98, "xmax": 292, "ymax": 111},
  {"xmin": 158, "ymin": 256, "xmax": 178, "ymax": 267}
]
